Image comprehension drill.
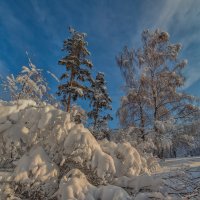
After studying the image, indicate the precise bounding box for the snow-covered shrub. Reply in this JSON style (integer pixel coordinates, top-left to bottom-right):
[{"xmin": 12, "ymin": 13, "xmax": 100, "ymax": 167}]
[
  {"xmin": 0, "ymin": 100, "xmax": 73, "ymax": 166},
  {"xmin": 109, "ymin": 128, "xmax": 161, "ymax": 173},
  {"xmin": 0, "ymin": 100, "xmax": 37, "ymax": 166},
  {"xmin": 61, "ymin": 124, "xmax": 116, "ymax": 181},
  {"xmin": 100, "ymin": 140, "xmax": 143, "ymax": 177},
  {"xmin": 13, "ymin": 146, "xmax": 59, "ymax": 199},
  {"xmin": 70, "ymin": 104, "xmax": 88, "ymax": 124},
  {"xmin": 145, "ymin": 155, "xmax": 161, "ymax": 173},
  {"xmin": 14, "ymin": 146, "xmax": 59, "ymax": 184},
  {"xmin": 0, "ymin": 100, "xmax": 145, "ymax": 179},
  {"xmin": 57, "ymin": 168, "xmax": 131, "ymax": 200},
  {"xmin": 0, "ymin": 99, "xmax": 167, "ymax": 199}
]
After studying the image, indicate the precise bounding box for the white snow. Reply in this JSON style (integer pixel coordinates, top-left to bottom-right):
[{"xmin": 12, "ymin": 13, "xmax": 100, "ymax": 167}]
[
  {"xmin": 57, "ymin": 169, "xmax": 131, "ymax": 200},
  {"xmin": 14, "ymin": 146, "xmax": 59, "ymax": 184},
  {"xmin": 1, "ymin": 99, "xmax": 199, "ymax": 199}
]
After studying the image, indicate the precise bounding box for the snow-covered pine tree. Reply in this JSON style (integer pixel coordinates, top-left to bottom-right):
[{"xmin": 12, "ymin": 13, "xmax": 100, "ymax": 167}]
[
  {"xmin": 88, "ymin": 72, "xmax": 112, "ymax": 137},
  {"xmin": 57, "ymin": 27, "xmax": 93, "ymax": 112}
]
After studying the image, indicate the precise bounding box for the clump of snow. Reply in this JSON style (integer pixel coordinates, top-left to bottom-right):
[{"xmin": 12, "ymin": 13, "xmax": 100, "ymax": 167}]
[
  {"xmin": 14, "ymin": 145, "xmax": 59, "ymax": 184},
  {"xmin": 0, "ymin": 100, "xmax": 71, "ymax": 166},
  {"xmin": 63, "ymin": 125, "xmax": 116, "ymax": 180},
  {"xmin": 100, "ymin": 140, "xmax": 142, "ymax": 177},
  {"xmin": 57, "ymin": 169, "xmax": 96, "ymax": 200},
  {"xmin": 57, "ymin": 169, "xmax": 131, "ymax": 200},
  {"xmin": 13, "ymin": 145, "xmax": 59, "ymax": 197},
  {"xmin": 113, "ymin": 175, "xmax": 162, "ymax": 193}
]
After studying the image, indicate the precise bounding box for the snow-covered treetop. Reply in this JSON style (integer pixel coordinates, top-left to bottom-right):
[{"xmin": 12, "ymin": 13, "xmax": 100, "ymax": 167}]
[
  {"xmin": 58, "ymin": 27, "xmax": 93, "ymax": 111},
  {"xmin": 116, "ymin": 29, "xmax": 200, "ymax": 132},
  {"xmin": 4, "ymin": 58, "xmax": 54, "ymax": 104},
  {"xmin": 88, "ymin": 72, "xmax": 112, "ymax": 134}
]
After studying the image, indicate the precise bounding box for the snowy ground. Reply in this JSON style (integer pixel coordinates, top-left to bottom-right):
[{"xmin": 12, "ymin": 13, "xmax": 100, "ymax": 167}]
[
  {"xmin": 1, "ymin": 157, "xmax": 200, "ymax": 199},
  {"xmin": 154, "ymin": 157, "xmax": 200, "ymax": 199},
  {"xmin": 160, "ymin": 156, "xmax": 200, "ymax": 172}
]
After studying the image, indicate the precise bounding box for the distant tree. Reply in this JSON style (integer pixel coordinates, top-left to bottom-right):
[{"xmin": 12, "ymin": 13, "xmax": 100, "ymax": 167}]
[
  {"xmin": 57, "ymin": 27, "xmax": 93, "ymax": 112},
  {"xmin": 88, "ymin": 72, "xmax": 112, "ymax": 137},
  {"xmin": 117, "ymin": 29, "xmax": 199, "ymax": 135}
]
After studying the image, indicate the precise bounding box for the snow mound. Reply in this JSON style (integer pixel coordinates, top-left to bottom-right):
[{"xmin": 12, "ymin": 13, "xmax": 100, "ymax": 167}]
[
  {"xmin": 113, "ymin": 175, "xmax": 162, "ymax": 193},
  {"xmin": 63, "ymin": 125, "xmax": 116, "ymax": 180},
  {"xmin": 14, "ymin": 145, "xmax": 59, "ymax": 183},
  {"xmin": 100, "ymin": 140, "xmax": 142, "ymax": 177},
  {"xmin": 0, "ymin": 100, "xmax": 71, "ymax": 166},
  {"xmin": 0, "ymin": 100, "xmax": 166, "ymax": 199},
  {"xmin": 57, "ymin": 169, "xmax": 131, "ymax": 200},
  {"xmin": 0, "ymin": 100, "xmax": 144, "ymax": 180},
  {"xmin": 13, "ymin": 145, "xmax": 59, "ymax": 198}
]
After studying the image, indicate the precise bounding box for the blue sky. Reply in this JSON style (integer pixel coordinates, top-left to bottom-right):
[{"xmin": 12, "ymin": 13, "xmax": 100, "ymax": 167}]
[{"xmin": 0, "ymin": 0, "xmax": 200, "ymax": 127}]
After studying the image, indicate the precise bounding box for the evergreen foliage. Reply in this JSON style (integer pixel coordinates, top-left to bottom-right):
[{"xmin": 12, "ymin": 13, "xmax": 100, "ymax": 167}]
[
  {"xmin": 88, "ymin": 72, "xmax": 112, "ymax": 136},
  {"xmin": 57, "ymin": 27, "xmax": 93, "ymax": 112}
]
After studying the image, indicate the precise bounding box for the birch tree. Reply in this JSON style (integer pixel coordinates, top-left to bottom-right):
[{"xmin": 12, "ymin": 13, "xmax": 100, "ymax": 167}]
[{"xmin": 117, "ymin": 29, "xmax": 199, "ymax": 134}]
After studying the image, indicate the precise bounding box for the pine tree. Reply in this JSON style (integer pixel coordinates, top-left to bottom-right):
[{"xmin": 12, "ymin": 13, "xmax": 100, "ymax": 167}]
[
  {"xmin": 117, "ymin": 29, "xmax": 199, "ymax": 134},
  {"xmin": 57, "ymin": 27, "xmax": 93, "ymax": 112},
  {"xmin": 88, "ymin": 72, "xmax": 112, "ymax": 135}
]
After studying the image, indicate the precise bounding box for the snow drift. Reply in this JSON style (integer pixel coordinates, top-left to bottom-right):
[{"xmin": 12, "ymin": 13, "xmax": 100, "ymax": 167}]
[{"xmin": 0, "ymin": 100, "xmax": 164, "ymax": 199}]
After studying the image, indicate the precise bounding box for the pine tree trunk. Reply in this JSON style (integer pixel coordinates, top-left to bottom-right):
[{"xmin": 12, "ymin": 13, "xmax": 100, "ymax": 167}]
[
  {"xmin": 94, "ymin": 104, "xmax": 99, "ymax": 130},
  {"xmin": 66, "ymin": 67, "xmax": 74, "ymax": 112},
  {"xmin": 66, "ymin": 93, "xmax": 71, "ymax": 112}
]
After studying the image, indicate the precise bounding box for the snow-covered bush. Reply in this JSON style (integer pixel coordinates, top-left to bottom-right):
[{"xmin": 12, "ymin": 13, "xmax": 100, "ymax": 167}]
[
  {"xmin": 100, "ymin": 140, "xmax": 143, "ymax": 177},
  {"xmin": 0, "ymin": 100, "xmax": 167, "ymax": 199},
  {"xmin": 57, "ymin": 169, "xmax": 131, "ymax": 200},
  {"xmin": 0, "ymin": 100, "xmax": 147, "ymax": 178},
  {"xmin": 13, "ymin": 146, "xmax": 59, "ymax": 199},
  {"xmin": 70, "ymin": 104, "xmax": 88, "ymax": 124},
  {"xmin": 109, "ymin": 127, "xmax": 161, "ymax": 172}
]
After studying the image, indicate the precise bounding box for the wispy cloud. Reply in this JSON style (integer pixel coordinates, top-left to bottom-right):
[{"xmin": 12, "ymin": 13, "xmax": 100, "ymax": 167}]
[
  {"xmin": 132, "ymin": 0, "xmax": 200, "ymax": 89},
  {"xmin": 183, "ymin": 61, "xmax": 200, "ymax": 89}
]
